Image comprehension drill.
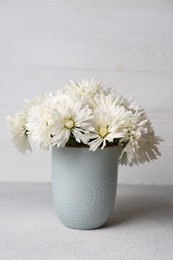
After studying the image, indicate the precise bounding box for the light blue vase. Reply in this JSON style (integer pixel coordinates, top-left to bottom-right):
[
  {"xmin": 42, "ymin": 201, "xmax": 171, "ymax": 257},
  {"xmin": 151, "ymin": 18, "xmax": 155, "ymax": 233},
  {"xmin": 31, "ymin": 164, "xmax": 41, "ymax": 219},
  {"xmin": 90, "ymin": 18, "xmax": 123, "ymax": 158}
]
[{"xmin": 52, "ymin": 146, "xmax": 118, "ymax": 230}]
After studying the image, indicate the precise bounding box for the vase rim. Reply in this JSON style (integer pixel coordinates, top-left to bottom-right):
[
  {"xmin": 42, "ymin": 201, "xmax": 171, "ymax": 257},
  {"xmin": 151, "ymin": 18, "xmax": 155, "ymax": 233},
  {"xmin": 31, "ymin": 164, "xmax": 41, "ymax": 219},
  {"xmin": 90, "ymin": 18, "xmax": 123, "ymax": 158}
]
[{"xmin": 52, "ymin": 143, "xmax": 118, "ymax": 149}]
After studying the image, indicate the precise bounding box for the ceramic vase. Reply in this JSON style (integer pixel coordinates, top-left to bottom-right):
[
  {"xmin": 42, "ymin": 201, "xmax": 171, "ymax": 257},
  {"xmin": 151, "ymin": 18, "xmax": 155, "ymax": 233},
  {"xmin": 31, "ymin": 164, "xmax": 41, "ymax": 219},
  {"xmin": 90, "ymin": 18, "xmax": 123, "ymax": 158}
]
[{"xmin": 52, "ymin": 146, "xmax": 118, "ymax": 230}]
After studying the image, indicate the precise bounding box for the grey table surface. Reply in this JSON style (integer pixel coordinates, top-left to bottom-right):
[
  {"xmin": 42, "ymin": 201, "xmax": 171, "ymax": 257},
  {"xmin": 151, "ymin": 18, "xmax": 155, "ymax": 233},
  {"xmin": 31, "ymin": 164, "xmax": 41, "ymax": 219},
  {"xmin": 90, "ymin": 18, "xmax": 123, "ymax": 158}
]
[{"xmin": 0, "ymin": 183, "xmax": 173, "ymax": 260}]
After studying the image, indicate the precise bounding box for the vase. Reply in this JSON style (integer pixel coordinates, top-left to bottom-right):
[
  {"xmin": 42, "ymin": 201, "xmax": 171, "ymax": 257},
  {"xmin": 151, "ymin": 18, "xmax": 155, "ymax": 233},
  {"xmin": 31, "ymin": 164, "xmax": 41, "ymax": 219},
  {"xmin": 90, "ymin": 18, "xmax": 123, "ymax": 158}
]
[{"xmin": 52, "ymin": 146, "xmax": 118, "ymax": 230}]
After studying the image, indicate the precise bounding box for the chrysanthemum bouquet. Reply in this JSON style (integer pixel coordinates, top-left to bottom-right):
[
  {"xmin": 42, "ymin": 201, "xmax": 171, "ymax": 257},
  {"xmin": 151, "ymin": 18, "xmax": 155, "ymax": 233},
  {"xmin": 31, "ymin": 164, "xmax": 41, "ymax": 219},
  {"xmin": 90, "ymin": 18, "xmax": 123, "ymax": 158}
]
[{"xmin": 6, "ymin": 79, "xmax": 162, "ymax": 166}]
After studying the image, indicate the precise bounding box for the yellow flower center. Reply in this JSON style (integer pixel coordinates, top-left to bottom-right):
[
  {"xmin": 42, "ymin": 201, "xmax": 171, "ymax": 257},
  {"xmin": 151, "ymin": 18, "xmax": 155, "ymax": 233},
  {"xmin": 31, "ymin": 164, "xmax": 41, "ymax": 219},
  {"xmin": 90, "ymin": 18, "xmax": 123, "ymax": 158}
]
[
  {"xmin": 99, "ymin": 126, "xmax": 109, "ymax": 138},
  {"xmin": 64, "ymin": 118, "xmax": 74, "ymax": 130}
]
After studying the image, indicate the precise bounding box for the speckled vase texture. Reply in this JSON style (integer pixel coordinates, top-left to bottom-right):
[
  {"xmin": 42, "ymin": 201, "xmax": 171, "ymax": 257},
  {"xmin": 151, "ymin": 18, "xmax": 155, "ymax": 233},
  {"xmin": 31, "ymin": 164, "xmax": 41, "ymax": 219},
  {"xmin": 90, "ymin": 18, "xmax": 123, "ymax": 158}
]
[{"xmin": 52, "ymin": 146, "xmax": 118, "ymax": 230}]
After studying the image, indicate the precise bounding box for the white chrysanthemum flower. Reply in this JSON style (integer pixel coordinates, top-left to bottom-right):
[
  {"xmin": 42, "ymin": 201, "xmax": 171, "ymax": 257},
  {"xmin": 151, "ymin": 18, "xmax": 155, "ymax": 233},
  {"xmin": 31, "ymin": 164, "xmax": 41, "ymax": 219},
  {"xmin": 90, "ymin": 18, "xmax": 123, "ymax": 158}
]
[
  {"xmin": 89, "ymin": 92, "xmax": 119, "ymax": 110},
  {"xmin": 88, "ymin": 93, "xmax": 132, "ymax": 151},
  {"xmin": 89, "ymin": 91, "xmax": 139, "ymax": 113},
  {"xmin": 26, "ymin": 94, "xmax": 56, "ymax": 150},
  {"xmin": 51, "ymin": 92, "xmax": 94, "ymax": 147},
  {"xmin": 6, "ymin": 111, "xmax": 31, "ymax": 154},
  {"xmin": 119, "ymin": 112, "xmax": 162, "ymax": 166},
  {"xmin": 6, "ymin": 94, "xmax": 46, "ymax": 153},
  {"xmin": 64, "ymin": 79, "xmax": 105, "ymax": 99}
]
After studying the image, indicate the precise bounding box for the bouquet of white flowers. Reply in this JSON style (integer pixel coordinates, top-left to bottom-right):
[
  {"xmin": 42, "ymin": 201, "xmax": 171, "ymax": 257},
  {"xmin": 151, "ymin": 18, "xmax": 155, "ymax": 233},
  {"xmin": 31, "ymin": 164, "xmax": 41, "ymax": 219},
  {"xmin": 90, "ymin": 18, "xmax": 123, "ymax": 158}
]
[{"xmin": 6, "ymin": 79, "xmax": 162, "ymax": 166}]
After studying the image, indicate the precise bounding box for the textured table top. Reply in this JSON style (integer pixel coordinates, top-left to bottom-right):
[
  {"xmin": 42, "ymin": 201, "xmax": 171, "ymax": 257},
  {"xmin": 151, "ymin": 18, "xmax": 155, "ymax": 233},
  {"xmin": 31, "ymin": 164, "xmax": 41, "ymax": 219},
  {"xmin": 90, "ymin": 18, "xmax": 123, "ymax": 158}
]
[{"xmin": 0, "ymin": 183, "xmax": 173, "ymax": 260}]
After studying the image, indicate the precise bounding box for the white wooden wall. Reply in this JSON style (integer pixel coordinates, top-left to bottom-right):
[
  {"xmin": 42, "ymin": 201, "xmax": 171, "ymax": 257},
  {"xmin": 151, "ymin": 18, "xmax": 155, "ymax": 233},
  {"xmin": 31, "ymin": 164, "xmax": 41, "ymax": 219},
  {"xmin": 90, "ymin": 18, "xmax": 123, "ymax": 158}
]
[{"xmin": 0, "ymin": 0, "xmax": 172, "ymax": 184}]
